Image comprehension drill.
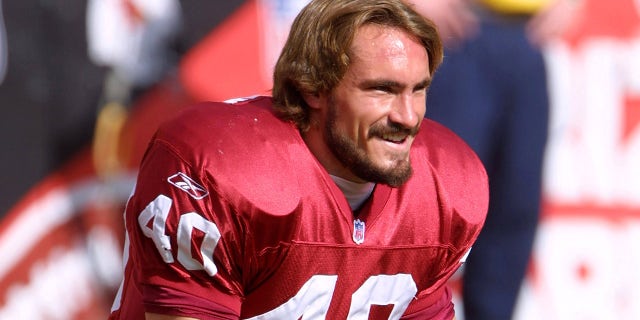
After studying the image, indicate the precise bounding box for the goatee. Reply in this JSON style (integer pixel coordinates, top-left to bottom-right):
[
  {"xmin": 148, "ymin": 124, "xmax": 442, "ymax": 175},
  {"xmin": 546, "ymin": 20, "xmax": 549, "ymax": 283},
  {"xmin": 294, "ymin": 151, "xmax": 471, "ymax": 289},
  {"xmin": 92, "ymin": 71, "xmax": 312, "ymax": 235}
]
[{"xmin": 325, "ymin": 104, "xmax": 415, "ymax": 187}]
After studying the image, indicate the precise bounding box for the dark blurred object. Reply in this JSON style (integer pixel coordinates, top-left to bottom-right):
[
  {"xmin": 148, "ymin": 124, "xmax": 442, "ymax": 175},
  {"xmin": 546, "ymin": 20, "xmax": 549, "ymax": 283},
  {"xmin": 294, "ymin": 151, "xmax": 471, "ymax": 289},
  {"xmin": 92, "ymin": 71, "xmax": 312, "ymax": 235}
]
[{"xmin": 0, "ymin": 0, "xmax": 106, "ymax": 216}]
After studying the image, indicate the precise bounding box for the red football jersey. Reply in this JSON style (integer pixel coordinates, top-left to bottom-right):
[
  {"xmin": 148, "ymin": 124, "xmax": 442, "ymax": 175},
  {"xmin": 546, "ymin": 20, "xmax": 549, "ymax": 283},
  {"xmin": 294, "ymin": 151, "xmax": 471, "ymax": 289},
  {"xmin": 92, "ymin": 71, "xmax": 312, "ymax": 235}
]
[{"xmin": 109, "ymin": 96, "xmax": 488, "ymax": 319}]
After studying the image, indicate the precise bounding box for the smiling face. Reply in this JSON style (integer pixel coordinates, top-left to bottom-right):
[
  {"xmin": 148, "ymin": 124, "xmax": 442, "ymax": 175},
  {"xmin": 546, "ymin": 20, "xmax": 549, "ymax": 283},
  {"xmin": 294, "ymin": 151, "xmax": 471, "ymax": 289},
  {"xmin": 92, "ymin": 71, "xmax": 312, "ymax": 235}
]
[{"xmin": 303, "ymin": 24, "xmax": 431, "ymax": 186}]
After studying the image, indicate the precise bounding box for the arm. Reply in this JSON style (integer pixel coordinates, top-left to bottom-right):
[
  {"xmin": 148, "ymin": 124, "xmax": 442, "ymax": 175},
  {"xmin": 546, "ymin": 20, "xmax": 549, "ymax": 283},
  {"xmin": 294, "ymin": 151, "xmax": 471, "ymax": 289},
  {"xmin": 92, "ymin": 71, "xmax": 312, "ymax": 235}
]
[
  {"xmin": 406, "ymin": 0, "xmax": 479, "ymax": 47},
  {"xmin": 526, "ymin": 0, "xmax": 585, "ymax": 45},
  {"xmin": 115, "ymin": 138, "xmax": 244, "ymax": 319}
]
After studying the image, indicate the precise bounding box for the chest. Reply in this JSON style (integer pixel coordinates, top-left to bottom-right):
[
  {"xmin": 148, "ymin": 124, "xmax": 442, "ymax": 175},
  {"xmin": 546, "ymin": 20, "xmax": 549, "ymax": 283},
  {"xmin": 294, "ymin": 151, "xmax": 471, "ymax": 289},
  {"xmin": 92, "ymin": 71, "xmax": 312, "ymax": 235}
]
[
  {"xmin": 237, "ymin": 183, "xmax": 455, "ymax": 319},
  {"xmin": 240, "ymin": 243, "xmax": 456, "ymax": 319}
]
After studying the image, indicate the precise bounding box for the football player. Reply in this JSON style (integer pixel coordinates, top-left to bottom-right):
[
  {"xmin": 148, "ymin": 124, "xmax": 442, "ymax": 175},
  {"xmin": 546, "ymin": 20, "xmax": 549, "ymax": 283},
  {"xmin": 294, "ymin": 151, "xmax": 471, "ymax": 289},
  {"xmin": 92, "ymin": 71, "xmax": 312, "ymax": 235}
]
[{"xmin": 108, "ymin": 0, "xmax": 488, "ymax": 319}]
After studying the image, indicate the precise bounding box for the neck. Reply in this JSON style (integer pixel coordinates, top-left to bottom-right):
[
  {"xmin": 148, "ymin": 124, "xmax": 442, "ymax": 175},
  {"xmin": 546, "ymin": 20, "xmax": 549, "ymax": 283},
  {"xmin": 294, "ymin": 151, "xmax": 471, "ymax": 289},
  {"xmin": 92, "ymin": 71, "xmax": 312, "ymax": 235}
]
[{"xmin": 330, "ymin": 175, "xmax": 375, "ymax": 211}]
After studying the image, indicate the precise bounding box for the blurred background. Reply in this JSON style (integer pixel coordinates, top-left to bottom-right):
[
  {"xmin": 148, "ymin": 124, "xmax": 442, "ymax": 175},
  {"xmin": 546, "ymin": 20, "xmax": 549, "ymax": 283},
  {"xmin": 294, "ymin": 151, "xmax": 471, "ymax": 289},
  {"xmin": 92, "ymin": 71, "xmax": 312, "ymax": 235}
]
[{"xmin": 0, "ymin": 0, "xmax": 638, "ymax": 319}]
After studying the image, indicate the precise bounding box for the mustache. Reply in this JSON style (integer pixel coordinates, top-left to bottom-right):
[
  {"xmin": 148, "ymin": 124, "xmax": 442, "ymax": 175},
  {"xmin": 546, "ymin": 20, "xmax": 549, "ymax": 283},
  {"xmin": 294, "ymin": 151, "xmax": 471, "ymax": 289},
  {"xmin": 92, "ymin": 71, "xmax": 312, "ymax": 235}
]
[{"xmin": 367, "ymin": 121, "xmax": 420, "ymax": 139}]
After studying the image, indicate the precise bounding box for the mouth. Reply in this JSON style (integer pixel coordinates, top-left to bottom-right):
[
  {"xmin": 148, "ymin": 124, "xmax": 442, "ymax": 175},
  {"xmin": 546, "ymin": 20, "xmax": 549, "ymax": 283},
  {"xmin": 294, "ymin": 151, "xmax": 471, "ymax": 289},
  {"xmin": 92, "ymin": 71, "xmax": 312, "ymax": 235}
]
[
  {"xmin": 380, "ymin": 132, "xmax": 409, "ymax": 144},
  {"xmin": 369, "ymin": 122, "xmax": 418, "ymax": 143}
]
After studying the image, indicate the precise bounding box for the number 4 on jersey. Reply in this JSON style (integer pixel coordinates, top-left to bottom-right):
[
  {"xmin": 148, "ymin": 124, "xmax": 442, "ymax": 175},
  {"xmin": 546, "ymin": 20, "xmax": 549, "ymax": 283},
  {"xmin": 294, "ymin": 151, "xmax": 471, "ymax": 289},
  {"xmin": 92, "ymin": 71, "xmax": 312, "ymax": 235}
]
[
  {"xmin": 246, "ymin": 274, "xmax": 418, "ymax": 320},
  {"xmin": 138, "ymin": 194, "xmax": 221, "ymax": 276}
]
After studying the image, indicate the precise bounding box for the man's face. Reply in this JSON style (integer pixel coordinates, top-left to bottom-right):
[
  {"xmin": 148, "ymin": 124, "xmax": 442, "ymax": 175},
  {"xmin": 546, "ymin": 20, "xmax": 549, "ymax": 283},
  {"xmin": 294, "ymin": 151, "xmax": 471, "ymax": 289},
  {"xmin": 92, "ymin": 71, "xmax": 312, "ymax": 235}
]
[{"xmin": 321, "ymin": 24, "xmax": 431, "ymax": 187}]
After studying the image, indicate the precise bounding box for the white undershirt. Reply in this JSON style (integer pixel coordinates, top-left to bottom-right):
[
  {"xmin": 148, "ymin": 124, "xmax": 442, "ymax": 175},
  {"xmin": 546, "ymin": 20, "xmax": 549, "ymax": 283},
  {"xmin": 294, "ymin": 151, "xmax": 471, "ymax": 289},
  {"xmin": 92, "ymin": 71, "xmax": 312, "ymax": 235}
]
[{"xmin": 329, "ymin": 175, "xmax": 376, "ymax": 211}]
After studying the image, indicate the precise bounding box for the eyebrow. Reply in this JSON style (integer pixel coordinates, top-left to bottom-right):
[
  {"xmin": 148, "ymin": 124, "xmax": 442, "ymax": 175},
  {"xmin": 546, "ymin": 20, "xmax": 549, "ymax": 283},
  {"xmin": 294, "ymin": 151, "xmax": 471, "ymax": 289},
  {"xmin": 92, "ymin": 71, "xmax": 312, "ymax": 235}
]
[{"xmin": 415, "ymin": 78, "xmax": 432, "ymax": 90}]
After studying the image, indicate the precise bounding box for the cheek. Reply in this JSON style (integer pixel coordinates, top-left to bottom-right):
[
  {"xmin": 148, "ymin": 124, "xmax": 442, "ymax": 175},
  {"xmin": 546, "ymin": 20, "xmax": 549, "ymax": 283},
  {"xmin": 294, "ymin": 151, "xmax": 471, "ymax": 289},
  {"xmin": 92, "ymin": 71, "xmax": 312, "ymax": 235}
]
[
  {"xmin": 417, "ymin": 103, "xmax": 426, "ymax": 118},
  {"xmin": 413, "ymin": 96, "xmax": 427, "ymax": 117},
  {"xmin": 358, "ymin": 114, "xmax": 385, "ymax": 140},
  {"xmin": 335, "ymin": 94, "xmax": 388, "ymax": 140},
  {"xmin": 344, "ymin": 107, "xmax": 377, "ymax": 138}
]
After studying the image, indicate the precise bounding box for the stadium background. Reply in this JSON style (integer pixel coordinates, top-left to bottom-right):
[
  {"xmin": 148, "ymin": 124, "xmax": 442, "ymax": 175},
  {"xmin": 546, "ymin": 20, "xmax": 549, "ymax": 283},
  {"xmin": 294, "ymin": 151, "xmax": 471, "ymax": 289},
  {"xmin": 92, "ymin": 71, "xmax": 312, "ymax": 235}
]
[{"xmin": 0, "ymin": 0, "xmax": 639, "ymax": 319}]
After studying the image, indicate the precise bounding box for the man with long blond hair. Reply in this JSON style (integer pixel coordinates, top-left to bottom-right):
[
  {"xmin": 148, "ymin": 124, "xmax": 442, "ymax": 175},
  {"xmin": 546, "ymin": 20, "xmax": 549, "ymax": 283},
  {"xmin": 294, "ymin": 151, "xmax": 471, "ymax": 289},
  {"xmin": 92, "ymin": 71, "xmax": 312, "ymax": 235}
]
[{"xmin": 109, "ymin": 0, "xmax": 488, "ymax": 319}]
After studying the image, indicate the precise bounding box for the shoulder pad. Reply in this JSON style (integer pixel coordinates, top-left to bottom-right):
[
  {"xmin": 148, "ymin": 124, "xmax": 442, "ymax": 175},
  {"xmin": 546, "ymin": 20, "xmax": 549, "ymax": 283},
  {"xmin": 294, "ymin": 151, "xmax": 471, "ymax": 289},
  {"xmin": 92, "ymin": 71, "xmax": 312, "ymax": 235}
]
[{"xmin": 154, "ymin": 97, "xmax": 302, "ymax": 215}]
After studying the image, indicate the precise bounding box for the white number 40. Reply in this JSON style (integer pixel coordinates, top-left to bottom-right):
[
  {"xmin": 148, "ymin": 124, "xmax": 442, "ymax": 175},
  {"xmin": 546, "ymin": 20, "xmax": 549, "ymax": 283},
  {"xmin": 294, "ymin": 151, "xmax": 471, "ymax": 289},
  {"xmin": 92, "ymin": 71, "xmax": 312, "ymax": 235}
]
[{"xmin": 138, "ymin": 194, "xmax": 221, "ymax": 276}]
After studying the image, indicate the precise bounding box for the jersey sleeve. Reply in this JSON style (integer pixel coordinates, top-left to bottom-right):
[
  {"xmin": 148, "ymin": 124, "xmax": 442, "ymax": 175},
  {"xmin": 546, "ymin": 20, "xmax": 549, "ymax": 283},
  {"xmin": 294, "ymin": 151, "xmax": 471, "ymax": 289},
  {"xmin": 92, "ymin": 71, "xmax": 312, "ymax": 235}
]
[
  {"xmin": 401, "ymin": 286, "xmax": 454, "ymax": 320},
  {"xmin": 124, "ymin": 138, "xmax": 246, "ymax": 319}
]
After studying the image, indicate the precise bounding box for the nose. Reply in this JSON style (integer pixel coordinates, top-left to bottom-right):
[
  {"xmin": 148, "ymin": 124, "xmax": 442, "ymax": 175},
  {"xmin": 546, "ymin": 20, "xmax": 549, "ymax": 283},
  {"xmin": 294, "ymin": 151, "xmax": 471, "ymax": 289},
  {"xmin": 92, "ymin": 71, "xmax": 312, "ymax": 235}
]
[{"xmin": 388, "ymin": 94, "xmax": 423, "ymax": 129}]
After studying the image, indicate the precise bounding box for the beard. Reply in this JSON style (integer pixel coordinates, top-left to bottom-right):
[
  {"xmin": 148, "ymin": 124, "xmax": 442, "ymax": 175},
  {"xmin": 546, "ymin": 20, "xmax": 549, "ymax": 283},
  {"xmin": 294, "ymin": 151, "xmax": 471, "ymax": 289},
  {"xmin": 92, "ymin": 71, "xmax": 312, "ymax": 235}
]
[{"xmin": 324, "ymin": 102, "xmax": 416, "ymax": 187}]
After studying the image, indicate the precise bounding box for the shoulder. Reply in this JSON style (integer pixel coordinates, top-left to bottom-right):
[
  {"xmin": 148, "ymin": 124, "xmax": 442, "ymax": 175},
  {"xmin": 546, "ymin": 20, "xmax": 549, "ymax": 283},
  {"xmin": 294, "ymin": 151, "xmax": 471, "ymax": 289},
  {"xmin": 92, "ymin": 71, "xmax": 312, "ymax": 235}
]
[
  {"xmin": 154, "ymin": 96, "xmax": 297, "ymax": 159},
  {"xmin": 155, "ymin": 96, "xmax": 291, "ymax": 147},
  {"xmin": 412, "ymin": 118, "xmax": 489, "ymax": 230},
  {"xmin": 414, "ymin": 119, "xmax": 487, "ymax": 178},
  {"xmin": 151, "ymin": 96, "xmax": 303, "ymax": 214}
]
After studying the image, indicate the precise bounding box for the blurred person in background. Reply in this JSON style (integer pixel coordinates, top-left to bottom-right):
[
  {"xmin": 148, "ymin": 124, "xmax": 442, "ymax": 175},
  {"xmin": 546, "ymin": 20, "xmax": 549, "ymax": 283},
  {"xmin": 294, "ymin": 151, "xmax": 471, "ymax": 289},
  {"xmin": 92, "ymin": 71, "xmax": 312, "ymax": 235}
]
[
  {"xmin": 86, "ymin": 0, "xmax": 247, "ymax": 179},
  {"xmin": 410, "ymin": 0, "xmax": 582, "ymax": 319}
]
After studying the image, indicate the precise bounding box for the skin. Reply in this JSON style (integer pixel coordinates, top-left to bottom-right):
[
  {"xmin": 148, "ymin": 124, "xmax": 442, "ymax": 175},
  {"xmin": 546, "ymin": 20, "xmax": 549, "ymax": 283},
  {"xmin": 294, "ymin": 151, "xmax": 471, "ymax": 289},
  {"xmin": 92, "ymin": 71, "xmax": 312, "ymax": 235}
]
[
  {"xmin": 408, "ymin": 0, "xmax": 478, "ymax": 48},
  {"xmin": 303, "ymin": 23, "xmax": 431, "ymax": 186},
  {"xmin": 526, "ymin": 0, "xmax": 584, "ymax": 45},
  {"xmin": 146, "ymin": 23, "xmax": 432, "ymax": 320}
]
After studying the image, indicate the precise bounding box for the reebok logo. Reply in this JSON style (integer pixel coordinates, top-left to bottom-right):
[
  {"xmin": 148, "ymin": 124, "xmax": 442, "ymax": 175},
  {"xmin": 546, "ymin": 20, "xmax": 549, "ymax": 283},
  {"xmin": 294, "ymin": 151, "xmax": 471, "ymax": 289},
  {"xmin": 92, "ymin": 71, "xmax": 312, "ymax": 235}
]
[{"xmin": 167, "ymin": 172, "xmax": 209, "ymax": 200}]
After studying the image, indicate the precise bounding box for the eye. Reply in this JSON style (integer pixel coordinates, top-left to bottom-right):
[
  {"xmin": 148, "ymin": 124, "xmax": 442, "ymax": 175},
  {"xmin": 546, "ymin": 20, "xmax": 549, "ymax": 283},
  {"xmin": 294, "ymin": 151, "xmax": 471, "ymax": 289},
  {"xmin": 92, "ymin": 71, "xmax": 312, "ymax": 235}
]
[
  {"xmin": 413, "ymin": 81, "xmax": 431, "ymax": 95},
  {"xmin": 414, "ymin": 86, "xmax": 428, "ymax": 96},
  {"xmin": 373, "ymin": 85, "xmax": 393, "ymax": 93}
]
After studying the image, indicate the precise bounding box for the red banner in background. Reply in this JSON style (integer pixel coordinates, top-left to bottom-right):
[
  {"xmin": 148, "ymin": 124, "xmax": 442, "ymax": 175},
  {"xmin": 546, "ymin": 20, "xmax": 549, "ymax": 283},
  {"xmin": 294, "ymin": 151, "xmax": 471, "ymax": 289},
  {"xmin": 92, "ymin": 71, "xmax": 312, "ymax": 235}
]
[
  {"xmin": 517, "ymin": 0, "xmax": 640, "ymax": 319},
  {"xmin": 179, "ymin": 0, "xmax": 309, "ymax": 102},
  {"xmin": 179, "ymin": 0, "xmax": 267, "ymax": 102}
]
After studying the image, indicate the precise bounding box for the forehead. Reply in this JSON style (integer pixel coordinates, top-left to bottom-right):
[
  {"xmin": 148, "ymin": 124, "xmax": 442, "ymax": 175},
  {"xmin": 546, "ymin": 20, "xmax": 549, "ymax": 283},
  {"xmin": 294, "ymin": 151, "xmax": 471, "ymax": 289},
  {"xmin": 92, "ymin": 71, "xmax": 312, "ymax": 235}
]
[
  {"xmin": 350, "ymin": 24, "xmax": 427, "ymax": 63},
  {"xmin": 343, "ymin": 23, "xmax": 430, "ymax": 85}
]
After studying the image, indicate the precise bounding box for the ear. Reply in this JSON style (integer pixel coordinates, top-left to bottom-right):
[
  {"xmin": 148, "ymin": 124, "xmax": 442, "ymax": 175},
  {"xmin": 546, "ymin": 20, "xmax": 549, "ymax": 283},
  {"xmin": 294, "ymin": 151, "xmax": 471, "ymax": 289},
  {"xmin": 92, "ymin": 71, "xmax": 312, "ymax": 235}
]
[{"xmin": 303, "ymin": 92, "xmax": 323, "ymax": 110}]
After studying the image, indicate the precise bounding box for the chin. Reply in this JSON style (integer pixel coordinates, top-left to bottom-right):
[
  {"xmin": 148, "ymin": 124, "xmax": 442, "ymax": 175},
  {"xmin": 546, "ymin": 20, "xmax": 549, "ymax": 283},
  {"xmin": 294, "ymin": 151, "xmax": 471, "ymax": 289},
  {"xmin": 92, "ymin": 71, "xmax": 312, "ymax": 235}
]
[{"xmin": 362, "ymin": 160, "xmax": 413, "ymax": 187}]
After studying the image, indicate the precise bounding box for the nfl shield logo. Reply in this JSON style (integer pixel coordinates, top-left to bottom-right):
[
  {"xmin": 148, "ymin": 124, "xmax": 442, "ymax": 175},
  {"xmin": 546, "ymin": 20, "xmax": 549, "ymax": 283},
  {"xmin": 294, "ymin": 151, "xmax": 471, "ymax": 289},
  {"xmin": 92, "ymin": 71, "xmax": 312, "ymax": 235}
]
[{"xmin": 353, "ymin": 219, "xmax": 365, "ymax": 245}]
